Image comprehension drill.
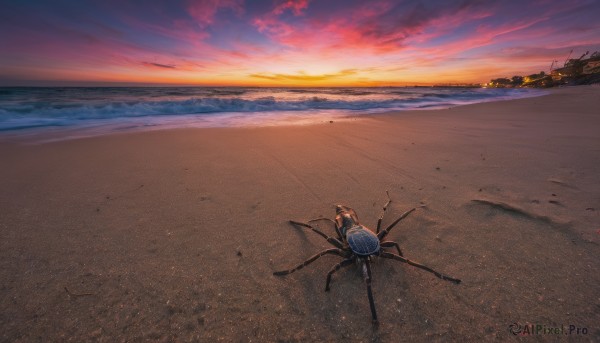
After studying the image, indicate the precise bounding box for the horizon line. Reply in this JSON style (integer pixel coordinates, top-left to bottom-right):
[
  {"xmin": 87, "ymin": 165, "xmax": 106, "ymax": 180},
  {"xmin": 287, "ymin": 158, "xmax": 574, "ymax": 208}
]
[{"xmin": 0, "ymin": 81, "xmax": 484, "ymax": 88}]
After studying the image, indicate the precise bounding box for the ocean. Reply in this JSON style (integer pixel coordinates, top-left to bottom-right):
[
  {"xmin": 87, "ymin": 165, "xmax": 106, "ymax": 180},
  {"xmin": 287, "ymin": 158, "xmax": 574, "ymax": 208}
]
[{"xmin": 0, "ymin": 87, "xmax": 545, "ymax": 139}]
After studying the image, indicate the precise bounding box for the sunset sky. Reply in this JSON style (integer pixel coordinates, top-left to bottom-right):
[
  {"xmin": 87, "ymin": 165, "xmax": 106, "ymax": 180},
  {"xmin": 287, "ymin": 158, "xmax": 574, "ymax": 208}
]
[{"xmin": 1, "ymin": 0, "xmax": 599, "ymax": 86}]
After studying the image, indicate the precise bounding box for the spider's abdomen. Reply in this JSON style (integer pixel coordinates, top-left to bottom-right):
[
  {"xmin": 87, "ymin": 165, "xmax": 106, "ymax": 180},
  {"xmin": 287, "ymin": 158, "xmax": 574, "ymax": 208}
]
[{"xmin": 346, "ymin": 225, "xmax": 380, "ymax": 256}]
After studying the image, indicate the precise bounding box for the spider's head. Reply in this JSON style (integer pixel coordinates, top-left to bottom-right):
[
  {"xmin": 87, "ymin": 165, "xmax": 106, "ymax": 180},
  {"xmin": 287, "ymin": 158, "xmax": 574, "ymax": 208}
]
[
  {"xmin": 335, "ymin": 205, "xmax": 358, "ymax": 228},
  {"xmin": 335, "ymin": 205, "xmax": 348, "ymax": 214}
]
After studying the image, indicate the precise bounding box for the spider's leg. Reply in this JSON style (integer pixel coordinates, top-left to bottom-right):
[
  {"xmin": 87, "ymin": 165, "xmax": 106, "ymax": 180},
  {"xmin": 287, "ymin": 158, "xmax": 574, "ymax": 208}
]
[
  {"xmin": 273, "ymin": 248, "xmax": 343, "ymax": 276},
  {"xmin": 289, "ymin": 220, "xmax": 344, "ymax": 249},
  {"xmin": 376, "ymin": 190, "xmax": 392, "ymax": 234},
  {"xmin": 377, "ymin": 208, "xmax": 416, "ymax": 240},
  {"xmin": 325, "ymin": 257, "xmax": 354, "ymax": 291},
  {"xmin": 380, "ymin": 240, "xmax": 404, "ymax": 257},
  {"xmin": 362, "ymin": 259, "xmax": 378, "ymax": 324},
  {"xmin": 380, "ymin": 252, "xmax": 461, "ymax": 284},
  {"xmin": 308, "ymin": 217, "xmax": 343, "ymax": 240},
  {"xmin": 334, "ymin": 223, "xmax": 342, "ymax": 241}
]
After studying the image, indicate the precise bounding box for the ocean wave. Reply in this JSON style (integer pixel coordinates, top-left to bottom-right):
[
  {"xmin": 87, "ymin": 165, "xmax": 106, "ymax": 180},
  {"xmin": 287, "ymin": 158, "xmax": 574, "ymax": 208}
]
[
  {"xmin": 0, "ymin": 96, "xmax": 395, "ymax": 123},
  {"xmin": 286, "ymin": 88, "xmax": 377, "ymax": 96},
  {"xmin": 0, "ymin": 87, "xmax": 545, "ymax": 132},
  {"xmin": 0, "ymin": 95, "xmax": 463, "ymax": 120}
]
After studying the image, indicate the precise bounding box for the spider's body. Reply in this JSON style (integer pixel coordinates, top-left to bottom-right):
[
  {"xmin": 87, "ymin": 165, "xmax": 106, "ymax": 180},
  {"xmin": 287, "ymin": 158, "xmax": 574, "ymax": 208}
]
[
  {"xmin": 273, "ymin": 192, "xmax": 461, "ymax": 324},
  {"xmin": 336, "ymin": 205, "xmax": 381, "ymax": 256},
  {"xmin": 346, "ymin": 225, "xmax": 380, "ymax": 256}
]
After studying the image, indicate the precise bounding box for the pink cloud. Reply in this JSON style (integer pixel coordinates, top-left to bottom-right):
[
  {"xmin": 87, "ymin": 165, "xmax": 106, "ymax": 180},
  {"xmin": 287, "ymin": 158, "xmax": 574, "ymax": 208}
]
[
  {"xmin": 252, "ymin": 0, "xmax": 313, "ymax": 48},
  {"xmin": 251, "ymin": 0, "xmax": 497, "ymax": 54},
  {"xmin": 186, "ymin": 0, "xmax": 244, "ymax": 27},
  {"xmin": 273, "ymin": 0, "xmax": 310, "ymax": 16}
]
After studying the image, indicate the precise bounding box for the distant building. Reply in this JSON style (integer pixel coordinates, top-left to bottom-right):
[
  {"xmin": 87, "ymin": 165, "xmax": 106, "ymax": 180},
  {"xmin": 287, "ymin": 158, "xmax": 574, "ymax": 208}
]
[
  {"xmin": 490, "ymin": 50, "xmax": 600, "ymax": 87},
  {"xmin": 583, "ymin": 60, "xmax": 600, "ymax": 75},
  {"xmin": 551, "ymin": 67, "xmax": 569, "ymax": 80},
  {"xmin": 551, "ymin": 65, "xmax": 580, "ymax": 80},
  {"xmin": 552, "ymin": 52, "xmax": 600, "ymax": 80}
]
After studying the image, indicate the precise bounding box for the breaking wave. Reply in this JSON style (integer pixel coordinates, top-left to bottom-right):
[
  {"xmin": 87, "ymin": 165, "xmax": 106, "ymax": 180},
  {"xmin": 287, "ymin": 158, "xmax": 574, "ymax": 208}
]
[{"xmin": 0, "ymin": 87, "xmax": 545, "ymax": 132}]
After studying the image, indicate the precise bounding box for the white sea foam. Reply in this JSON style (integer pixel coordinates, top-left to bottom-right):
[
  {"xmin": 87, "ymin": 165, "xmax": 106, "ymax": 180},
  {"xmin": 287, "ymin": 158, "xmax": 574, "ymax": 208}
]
[{"xmin": 0, "ymin": 87, "xmax": 547, "ymax": 137}]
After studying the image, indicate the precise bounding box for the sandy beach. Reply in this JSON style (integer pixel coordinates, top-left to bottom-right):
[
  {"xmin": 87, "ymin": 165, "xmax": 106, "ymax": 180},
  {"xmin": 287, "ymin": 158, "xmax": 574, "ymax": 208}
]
[{"xmin": 1, "ymin": 86, "xmax": 599, "ymax": 341}]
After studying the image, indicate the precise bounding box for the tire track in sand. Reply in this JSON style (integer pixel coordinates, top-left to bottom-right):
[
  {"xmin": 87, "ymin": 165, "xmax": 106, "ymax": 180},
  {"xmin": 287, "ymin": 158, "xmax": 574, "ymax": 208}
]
[
  {"xmin": 262, "ymin": 151, "xmax": 322, "ymax": 201},
  {"xmin": 323, "ymin": 133, "xmax": 416, "ymax": 181}
]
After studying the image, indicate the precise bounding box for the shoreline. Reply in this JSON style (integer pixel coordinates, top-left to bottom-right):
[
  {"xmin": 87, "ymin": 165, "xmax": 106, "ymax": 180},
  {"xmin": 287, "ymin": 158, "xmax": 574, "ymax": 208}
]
[
  {"xmin": 1, "ymin": 85, "xmax": 598, "ymax": 341},
  {"xmin": 0, "ymin": 86, "xmax": 548, "ymax": 144}
]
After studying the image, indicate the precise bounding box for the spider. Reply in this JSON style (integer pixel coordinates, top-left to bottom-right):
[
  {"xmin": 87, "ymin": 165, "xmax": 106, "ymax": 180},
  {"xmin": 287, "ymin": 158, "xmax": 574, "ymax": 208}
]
[{"xmin": 273, "ymin": 192, "xmax": 461, "ymax": 324}]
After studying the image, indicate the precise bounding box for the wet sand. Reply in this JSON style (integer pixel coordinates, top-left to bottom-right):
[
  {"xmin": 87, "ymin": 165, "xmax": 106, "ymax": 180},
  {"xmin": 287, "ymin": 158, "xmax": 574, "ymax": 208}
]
[{"xmin": 1, "ymin": 86, "xmax": 599, "ymax": 341}]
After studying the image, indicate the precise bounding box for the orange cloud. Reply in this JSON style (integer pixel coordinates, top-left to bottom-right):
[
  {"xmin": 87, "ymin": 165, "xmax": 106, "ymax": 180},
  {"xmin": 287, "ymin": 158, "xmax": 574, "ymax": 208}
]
[{"xmin": 249, "ymin": 69, "xmax": 358, "ymax": 82}]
